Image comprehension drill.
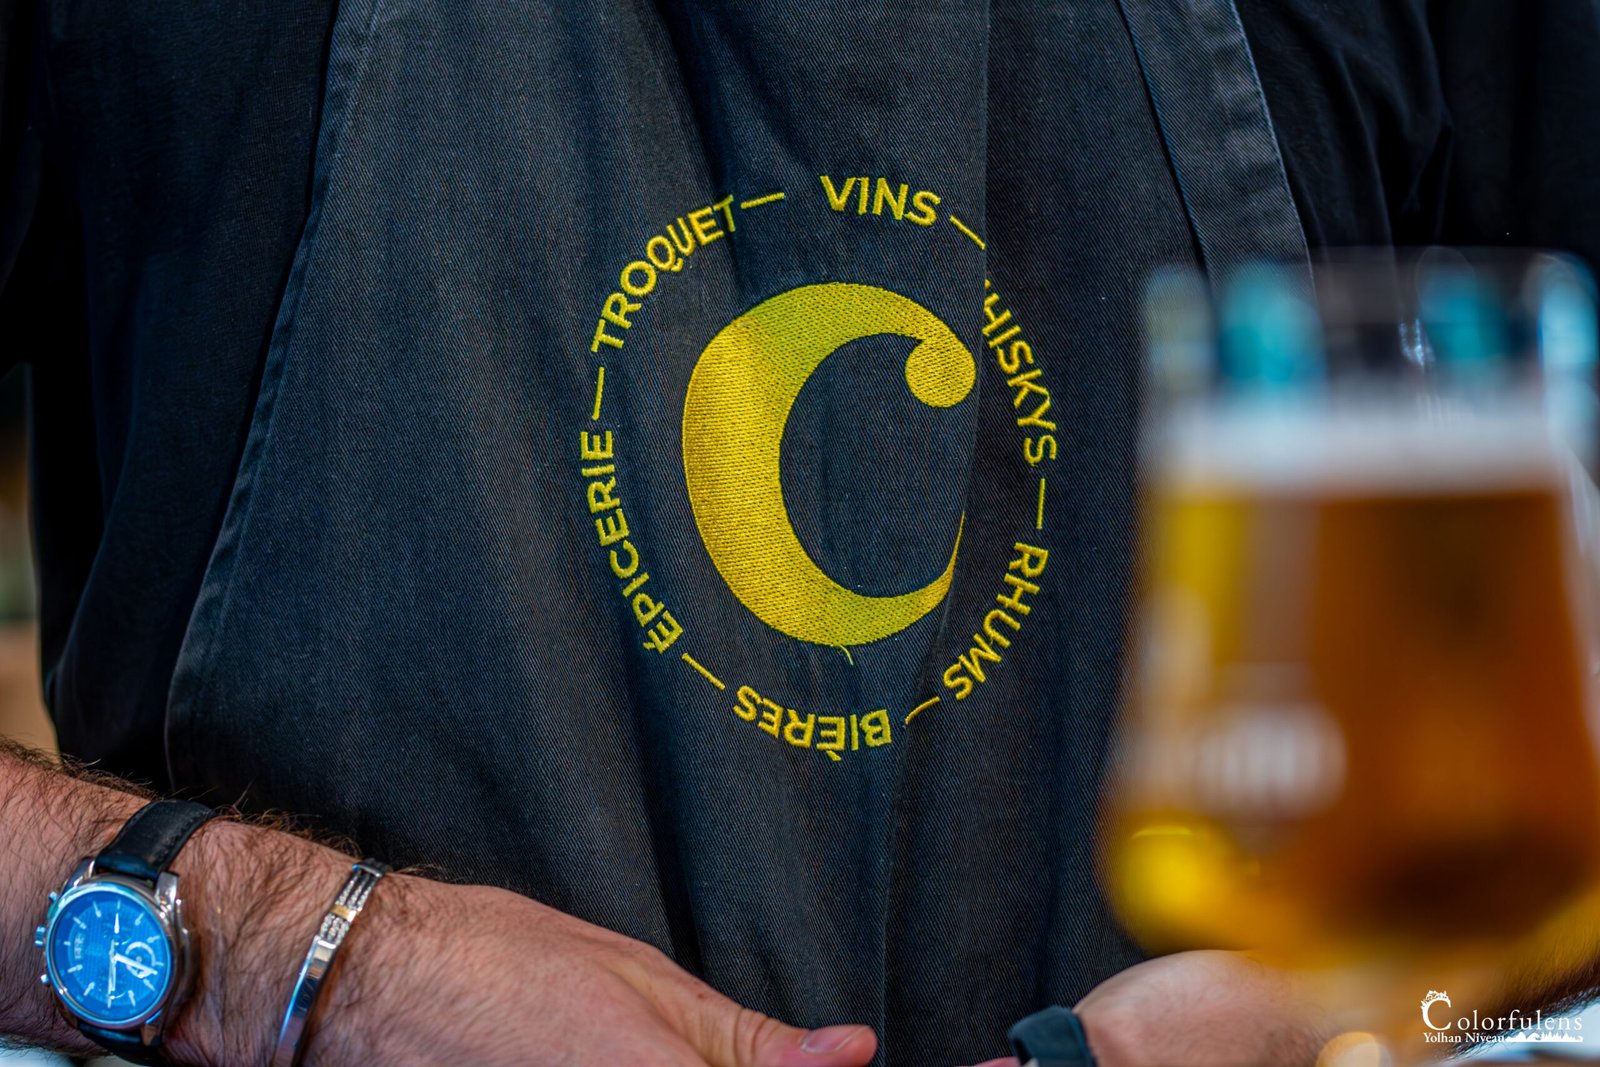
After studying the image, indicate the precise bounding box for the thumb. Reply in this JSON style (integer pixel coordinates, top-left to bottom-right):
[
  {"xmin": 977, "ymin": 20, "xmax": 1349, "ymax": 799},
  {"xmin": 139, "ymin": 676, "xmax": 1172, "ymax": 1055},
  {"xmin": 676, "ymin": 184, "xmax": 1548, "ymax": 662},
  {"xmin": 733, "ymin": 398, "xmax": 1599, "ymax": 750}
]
[
  {"xmin": 710, "ymin": 1012, "xmax": 876, "ymax": 1067},
  {"xmin": 671, "ymin": 978, "xmax": 877, "ymax": 1067}
]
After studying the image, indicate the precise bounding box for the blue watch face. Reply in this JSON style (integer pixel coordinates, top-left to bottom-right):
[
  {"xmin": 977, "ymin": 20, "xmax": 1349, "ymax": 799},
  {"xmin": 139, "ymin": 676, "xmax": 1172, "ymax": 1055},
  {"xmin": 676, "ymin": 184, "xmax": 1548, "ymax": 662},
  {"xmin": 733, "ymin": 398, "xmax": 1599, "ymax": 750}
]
[{"xmin": 46, "ymin": 884, "xmax": 174, "ymax": 1027}]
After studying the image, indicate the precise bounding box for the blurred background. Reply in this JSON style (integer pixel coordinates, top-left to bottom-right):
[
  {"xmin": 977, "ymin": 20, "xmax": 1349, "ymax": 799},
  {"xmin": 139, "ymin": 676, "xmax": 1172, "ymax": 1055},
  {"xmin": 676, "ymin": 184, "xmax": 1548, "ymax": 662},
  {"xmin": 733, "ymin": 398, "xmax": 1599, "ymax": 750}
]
[{"xmin": 0, "ymin": 366, "xmax": 50, "ymax": 753}]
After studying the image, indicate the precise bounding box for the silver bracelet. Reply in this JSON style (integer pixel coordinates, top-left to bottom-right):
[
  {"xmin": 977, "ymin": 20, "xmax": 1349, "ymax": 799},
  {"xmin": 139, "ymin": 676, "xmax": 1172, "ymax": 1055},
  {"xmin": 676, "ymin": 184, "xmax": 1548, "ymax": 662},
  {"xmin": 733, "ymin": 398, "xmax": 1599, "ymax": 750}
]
[{"xmin": 271, "ymin": 858, "xmax": 390, "ymax": 1067}]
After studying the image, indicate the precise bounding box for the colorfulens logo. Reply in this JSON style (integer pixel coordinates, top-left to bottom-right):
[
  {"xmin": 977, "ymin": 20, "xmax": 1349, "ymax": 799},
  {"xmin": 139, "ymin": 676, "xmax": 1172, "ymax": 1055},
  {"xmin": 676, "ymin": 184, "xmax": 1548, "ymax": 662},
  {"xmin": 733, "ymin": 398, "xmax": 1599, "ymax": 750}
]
[{"xmin": 1421, "ymin": 990, "xmax": 1584, "ymax": 1046}]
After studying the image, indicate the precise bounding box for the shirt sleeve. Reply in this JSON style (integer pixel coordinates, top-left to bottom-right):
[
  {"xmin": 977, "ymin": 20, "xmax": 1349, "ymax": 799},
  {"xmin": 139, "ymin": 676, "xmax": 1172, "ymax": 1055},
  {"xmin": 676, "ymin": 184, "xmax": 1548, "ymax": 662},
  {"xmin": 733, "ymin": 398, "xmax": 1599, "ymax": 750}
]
[{"xmin": 1431, "ymin": 0, "xmax": 1600, "ymax": 272}]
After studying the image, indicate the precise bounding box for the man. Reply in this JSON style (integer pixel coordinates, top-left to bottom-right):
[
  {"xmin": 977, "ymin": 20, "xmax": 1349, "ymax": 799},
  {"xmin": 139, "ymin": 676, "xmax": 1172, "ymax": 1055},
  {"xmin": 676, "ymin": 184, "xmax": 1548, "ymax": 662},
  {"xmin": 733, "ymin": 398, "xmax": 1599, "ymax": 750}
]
[{"xmin": 1, "ymin": 1, "xmax": 1597, "ymax": 1064}]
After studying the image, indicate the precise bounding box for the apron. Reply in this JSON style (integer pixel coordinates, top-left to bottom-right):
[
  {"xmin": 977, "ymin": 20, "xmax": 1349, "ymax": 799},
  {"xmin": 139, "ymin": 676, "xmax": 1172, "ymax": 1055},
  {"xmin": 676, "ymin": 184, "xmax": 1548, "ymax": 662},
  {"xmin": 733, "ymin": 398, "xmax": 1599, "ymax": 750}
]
[{"xmin": 166, "ymin": 2, "xmax": 1306, "ymax": 1061}]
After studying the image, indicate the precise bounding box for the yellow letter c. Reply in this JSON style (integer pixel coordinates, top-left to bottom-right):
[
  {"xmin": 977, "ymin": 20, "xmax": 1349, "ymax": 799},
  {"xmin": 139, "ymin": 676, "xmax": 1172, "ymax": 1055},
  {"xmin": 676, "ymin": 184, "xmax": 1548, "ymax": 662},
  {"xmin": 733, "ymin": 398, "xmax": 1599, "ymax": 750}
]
[{"xmin": 682, "ymin": 283, "xmax": 975, "ymax": 649}]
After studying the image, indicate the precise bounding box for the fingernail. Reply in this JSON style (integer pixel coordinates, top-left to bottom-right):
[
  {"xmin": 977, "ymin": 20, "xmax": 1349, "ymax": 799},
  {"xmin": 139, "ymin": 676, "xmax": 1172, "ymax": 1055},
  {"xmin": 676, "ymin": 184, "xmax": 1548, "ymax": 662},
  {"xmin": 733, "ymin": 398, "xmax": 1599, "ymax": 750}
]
[{"xmin": 801, "ymin": 1024, "xmax": 869, "ymax": 1054}]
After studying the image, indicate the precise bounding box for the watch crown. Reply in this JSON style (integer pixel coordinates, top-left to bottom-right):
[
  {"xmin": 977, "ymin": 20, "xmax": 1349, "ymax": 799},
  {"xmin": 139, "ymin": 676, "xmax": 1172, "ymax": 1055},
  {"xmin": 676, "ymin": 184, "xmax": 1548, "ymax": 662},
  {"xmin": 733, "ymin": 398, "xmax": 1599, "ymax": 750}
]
[
  {"xmin": 47, "ymin": 891, "xmax": 58, "ymax": 903},
  {"xmin": 33, "ymin": 925, "xmax": 45, "ymax": 947},
  {"xmin": 38, "ymin": 973, "xmax": 50, "ymax": 986}
]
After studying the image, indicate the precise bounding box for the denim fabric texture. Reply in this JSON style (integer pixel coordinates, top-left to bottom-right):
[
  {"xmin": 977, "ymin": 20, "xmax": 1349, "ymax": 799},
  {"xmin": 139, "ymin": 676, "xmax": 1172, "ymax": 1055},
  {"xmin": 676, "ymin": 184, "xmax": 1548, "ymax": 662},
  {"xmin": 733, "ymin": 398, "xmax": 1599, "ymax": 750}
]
[
  {"xmin": 1116, "ymin": 0, "xmax": 1312, "ymax": 289},
  {"xmin": 130, "ymin": 2, "xmax": 1308, "ymax": 1063}
]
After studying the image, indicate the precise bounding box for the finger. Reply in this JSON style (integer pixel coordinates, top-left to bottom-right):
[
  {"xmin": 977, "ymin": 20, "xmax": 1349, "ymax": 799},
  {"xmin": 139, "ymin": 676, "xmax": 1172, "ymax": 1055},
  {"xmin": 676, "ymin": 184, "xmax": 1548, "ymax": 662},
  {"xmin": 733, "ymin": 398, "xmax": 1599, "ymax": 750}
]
[
  {"xmin": 963, "ymin": 1059, "xmax": 1022, "ymax": 1067},
  {"xmin": 666, "ymin": 976, "xmax": 876, "ymax": 1067},
  {"xmin": 779, "ymin": 1023, "xmax": 877, "ymax": 1067},
  {"xmin": 702, "ymin": 1007, "xmax": 875, "ymax": 1067}
]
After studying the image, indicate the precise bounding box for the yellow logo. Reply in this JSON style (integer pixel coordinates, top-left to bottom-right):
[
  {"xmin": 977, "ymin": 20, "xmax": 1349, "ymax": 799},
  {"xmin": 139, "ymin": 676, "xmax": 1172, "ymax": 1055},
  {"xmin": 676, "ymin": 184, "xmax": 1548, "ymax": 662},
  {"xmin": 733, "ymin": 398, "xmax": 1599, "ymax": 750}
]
[
  {"xmin": 573, "ymin": 177, "xmax": 1059, "ymax": 761},
  {"xmin": 682, "ymin": 283, "xmax": 974, "ymax": 648}
]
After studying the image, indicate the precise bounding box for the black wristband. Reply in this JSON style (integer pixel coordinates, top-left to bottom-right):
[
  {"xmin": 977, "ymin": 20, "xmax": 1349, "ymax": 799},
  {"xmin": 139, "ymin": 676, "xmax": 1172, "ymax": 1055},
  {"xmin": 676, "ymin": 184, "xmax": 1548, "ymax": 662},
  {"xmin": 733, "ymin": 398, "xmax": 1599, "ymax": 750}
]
[
  {"xmin": 1009, "ymin": 1005, "xmax": 1099, "ymax": 1067},
  {"xmin": 80, "ymin": 1023, "xmax": 171, "ymax": 1066},
  {"xmin": 95, "ymin": 798, "xmax": 217, "ymax": 882}
]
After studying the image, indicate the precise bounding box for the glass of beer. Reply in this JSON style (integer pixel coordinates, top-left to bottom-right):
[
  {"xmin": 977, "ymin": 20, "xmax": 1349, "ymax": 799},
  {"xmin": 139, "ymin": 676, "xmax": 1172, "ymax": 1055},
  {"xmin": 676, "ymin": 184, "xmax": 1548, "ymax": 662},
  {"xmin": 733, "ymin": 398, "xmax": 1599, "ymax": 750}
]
[{"xmin": 1103, "ymin": 252, "xmax": 1600, "ymax": 1062}]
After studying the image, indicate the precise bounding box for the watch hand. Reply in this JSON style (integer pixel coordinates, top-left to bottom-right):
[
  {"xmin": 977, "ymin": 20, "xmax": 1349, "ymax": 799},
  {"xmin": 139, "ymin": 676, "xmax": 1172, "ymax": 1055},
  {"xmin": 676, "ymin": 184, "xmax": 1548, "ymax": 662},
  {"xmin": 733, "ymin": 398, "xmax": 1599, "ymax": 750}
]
[
  {"xmin": 107, "ymin": 908, "xmax": 121, "ymax": 995},
  {"xmin": 111, "ymin": 953, "xmax": 157, "ymax": 980}
]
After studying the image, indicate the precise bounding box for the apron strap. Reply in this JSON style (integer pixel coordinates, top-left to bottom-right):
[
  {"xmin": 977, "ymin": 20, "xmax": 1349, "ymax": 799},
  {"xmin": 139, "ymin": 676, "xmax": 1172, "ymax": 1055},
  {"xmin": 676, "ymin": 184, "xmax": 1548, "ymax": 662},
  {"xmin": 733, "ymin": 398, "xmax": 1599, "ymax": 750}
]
[{"xmin": 1115, "ymin": 0, "xmax": 1312, "ymax": 289}]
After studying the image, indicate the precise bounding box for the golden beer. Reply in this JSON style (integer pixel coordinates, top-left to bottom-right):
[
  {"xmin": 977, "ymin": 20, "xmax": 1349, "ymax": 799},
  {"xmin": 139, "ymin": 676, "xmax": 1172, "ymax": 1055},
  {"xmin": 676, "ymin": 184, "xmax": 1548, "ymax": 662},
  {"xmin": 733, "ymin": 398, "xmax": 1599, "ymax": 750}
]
[{"xmin": 1106, "ymin": 410, "xmax": 1600, "ymax": 966}]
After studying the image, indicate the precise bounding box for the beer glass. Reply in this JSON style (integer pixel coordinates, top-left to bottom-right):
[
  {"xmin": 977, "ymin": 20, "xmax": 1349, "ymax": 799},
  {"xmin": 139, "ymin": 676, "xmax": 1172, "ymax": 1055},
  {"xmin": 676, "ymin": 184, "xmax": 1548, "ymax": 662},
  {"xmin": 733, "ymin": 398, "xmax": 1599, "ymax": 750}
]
[{"xmin": 1102, "ymin": 252, "xmax": 1600, "ymax": 1062}]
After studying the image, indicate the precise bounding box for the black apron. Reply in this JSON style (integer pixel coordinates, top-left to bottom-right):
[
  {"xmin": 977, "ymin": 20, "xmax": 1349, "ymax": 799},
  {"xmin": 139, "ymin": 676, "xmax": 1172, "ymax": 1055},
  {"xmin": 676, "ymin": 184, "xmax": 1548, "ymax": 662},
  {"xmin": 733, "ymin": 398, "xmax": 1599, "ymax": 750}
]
[{"xmin": 166, "ymin": 2, "xmax": 1306, "ymax": 1062}]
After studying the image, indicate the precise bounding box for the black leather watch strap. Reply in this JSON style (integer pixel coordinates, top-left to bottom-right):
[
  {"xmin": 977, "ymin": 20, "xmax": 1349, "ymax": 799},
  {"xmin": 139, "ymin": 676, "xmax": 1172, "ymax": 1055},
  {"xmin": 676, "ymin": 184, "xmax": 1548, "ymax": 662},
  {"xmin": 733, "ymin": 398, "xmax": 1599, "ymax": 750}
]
[
  {"xmin": 94, "ymin": 798, "xmax": 217, "ymax": 883},
  {"xmin": 80, "ymin": 1023, "xmax": 168, "ymax": 1066},
  {"xmin": 1009, "ymin": 1005, "xmax": 1098, "ymax": 1067}
]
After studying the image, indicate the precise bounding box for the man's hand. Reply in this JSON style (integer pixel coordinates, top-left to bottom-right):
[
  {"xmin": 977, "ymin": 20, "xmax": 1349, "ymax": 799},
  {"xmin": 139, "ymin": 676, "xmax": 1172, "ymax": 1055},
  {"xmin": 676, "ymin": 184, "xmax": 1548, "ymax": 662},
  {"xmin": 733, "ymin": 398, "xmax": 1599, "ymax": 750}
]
[
  {"xmin": 960, "ymin": 951, "xmax": 1336, "ymax": 1067},
  {"xmin": 1075, "ymin": 951, "xmax": 1334, "ymax": 1067},
  {"xmin": 0, "ymin": 746, "xmax": 877, "ymax": 1067},
  {"xmin": 288, "ymin": 874, "xmax": 879, "ymax": 1067}
]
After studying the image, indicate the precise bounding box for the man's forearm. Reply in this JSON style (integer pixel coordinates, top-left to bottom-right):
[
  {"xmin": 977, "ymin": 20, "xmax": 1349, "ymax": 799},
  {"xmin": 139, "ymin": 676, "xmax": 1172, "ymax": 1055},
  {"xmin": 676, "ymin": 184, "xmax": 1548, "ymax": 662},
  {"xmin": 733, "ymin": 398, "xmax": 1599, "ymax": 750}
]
[
  {"xmin": 0, "ymin": 739, "xmax": 898, "ymax": 1067},
  {"xmin": 0, "ymin": 742, "xmax": 364, "ymax": 1063}
]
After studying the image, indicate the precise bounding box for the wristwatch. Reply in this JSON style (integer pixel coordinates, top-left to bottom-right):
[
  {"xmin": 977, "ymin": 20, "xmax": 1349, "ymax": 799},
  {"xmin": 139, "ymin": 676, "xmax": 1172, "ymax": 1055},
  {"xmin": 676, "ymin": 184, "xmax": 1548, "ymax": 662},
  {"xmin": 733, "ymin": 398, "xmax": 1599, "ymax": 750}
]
[
  {"xmin": 1009, "ymin": 1005, "xmax": 1098, "ymax": 1067},
  {"xmin": 34, "ymin": 798, "xmax": 217, "ymax": 1066}
]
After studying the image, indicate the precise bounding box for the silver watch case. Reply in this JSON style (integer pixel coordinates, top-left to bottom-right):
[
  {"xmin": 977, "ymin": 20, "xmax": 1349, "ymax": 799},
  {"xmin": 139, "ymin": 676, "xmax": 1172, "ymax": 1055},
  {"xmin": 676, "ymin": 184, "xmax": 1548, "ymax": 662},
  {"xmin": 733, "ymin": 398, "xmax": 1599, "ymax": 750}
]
[{"xmin": 35, "ymin": 858, "xmax": 195, "ymax": 1045}]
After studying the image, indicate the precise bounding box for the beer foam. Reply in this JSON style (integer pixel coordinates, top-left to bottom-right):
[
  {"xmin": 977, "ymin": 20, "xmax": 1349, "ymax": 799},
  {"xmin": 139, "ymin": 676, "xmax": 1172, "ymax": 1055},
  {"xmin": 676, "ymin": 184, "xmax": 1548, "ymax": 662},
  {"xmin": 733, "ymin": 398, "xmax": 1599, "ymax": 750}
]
[{"xmin": 1154, "ymin": 401, "xmax": 1569, "ymax": 494}]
